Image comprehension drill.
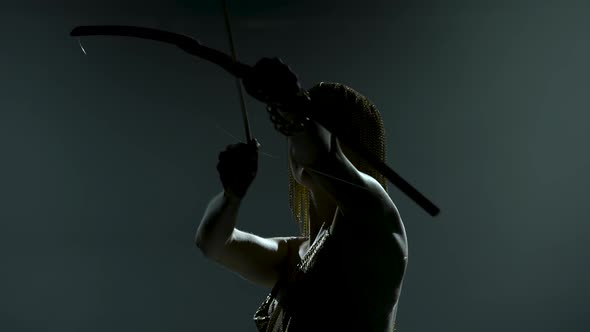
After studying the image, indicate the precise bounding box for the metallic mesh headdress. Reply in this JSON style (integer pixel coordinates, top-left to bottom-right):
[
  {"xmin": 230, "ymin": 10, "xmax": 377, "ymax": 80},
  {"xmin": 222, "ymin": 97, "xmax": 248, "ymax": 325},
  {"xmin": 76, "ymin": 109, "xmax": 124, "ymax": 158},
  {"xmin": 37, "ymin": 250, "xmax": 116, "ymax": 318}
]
[{"xmin": 288, "ymin": 82, "xmax": 387, "ymax": 238}]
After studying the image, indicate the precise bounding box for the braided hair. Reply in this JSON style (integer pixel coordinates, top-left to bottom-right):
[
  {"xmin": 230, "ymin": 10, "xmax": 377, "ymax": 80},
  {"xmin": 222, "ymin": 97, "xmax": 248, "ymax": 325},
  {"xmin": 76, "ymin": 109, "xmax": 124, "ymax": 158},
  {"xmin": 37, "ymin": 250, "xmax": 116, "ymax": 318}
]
[{"xmin": 287, "ymin": 82, "xmax": 387, "ymax": 238}]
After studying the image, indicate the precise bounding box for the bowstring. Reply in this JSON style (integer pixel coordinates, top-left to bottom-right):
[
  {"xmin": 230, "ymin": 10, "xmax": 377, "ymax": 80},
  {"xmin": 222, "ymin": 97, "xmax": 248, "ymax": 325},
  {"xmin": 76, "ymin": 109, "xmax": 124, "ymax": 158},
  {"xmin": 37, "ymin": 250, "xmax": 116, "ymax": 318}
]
[
  {"xmin": 213, "ymin": 124, "xmax": 368, "ymax": 191},
  {"xmin": 213, "ymin": 123, "xmax": 279, "ymax": 160}
]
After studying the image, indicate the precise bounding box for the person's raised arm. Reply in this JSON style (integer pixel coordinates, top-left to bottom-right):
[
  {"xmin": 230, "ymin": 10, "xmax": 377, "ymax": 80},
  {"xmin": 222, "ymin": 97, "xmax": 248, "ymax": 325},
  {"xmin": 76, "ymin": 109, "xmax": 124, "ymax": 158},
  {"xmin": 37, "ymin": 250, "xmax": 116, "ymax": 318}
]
[
  {"xmin": 194, "ymin": 140, "xmax": 259, "ymax": 256},
  {"xmin": 195, "ymin": 190, "xmax": 243, "ymax": 257},
  {"xmin": 195, "ymin": 139, "xmax": 305, "ymax": 289},
  {"xmin": 242, "ymin": 58, "xmax": 398, "ymax": 231}
]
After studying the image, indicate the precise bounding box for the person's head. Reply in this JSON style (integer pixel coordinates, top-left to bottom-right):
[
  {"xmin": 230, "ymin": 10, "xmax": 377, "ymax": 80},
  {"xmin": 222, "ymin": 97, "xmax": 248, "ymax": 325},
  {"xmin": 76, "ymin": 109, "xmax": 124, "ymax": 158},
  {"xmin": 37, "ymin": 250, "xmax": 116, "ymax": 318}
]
[{"xmin": 288, "ymin": 82, "xmax": 388, "ymax": 237}]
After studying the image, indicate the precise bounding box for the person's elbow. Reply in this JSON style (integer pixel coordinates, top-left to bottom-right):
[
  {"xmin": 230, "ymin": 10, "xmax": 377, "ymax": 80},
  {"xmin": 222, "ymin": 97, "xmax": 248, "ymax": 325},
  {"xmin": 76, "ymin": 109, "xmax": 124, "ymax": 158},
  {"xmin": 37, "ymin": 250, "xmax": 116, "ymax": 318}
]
[
  {"xmin": 195, "ymin": 228, "xmax": 232, "ymax": 260},
  {"xmin": 194, "ymin": 230, "xmax": 214, "ymax": 257}
]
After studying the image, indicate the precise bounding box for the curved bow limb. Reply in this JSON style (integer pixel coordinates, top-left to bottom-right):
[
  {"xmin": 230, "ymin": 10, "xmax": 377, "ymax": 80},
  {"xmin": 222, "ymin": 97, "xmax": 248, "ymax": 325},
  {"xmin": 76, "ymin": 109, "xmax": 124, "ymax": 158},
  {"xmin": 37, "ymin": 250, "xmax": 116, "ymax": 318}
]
[
  {"xmin": 70, "ymin": 25, "xmax": 440, "ymax": 217},
  {"xmin": 70, "ymin": 25, "xmax": 253, "ymax": 80}
]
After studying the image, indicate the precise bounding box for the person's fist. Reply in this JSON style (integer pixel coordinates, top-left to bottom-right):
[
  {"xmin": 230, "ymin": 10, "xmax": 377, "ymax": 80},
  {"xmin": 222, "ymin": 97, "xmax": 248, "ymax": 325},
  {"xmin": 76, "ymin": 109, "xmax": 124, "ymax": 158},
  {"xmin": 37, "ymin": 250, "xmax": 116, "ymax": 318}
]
[
  {"xmin": 243, "ymin": 57, "xmax": 303, "ymax": 106},
  {"xmin": 216, "ymin": 139, "xmax": 260, "ymax": 199}
]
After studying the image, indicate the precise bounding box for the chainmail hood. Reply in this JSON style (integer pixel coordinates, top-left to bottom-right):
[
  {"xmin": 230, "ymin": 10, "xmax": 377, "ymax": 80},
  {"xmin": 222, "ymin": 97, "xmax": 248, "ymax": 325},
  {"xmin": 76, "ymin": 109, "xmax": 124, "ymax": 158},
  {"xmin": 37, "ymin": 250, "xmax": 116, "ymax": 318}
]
[{"xmin": 288, "ymin": 82, "xmax": 387, "ymax": 237}]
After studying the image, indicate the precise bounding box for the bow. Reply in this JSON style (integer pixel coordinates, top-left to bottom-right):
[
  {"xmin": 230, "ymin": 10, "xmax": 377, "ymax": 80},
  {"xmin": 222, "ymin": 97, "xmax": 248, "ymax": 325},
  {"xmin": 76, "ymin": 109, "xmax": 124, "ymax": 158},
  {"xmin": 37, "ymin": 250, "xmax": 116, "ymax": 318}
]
[{"xmin": 70, "ymin": 9, "xmax": 440, "ymax": 217}]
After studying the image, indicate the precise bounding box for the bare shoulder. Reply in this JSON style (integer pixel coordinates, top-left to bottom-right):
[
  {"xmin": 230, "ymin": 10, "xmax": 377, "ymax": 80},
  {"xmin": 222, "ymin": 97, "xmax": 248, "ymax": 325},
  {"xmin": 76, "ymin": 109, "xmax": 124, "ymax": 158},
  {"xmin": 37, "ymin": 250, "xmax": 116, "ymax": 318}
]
[
  {"xmin": 331, "ymin": 172, "xmax": 406, "ymax": 240},
  {"xmin": 329, "ymin": 179, "xmax": 408, "ymax": 279}
]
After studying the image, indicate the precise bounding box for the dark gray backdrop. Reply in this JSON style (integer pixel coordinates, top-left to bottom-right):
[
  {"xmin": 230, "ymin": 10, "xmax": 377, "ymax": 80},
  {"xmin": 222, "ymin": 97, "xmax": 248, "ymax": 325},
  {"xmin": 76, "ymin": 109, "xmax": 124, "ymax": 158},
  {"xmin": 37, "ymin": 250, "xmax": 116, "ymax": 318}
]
[{"xmin": 1, "ymin": 0, "xmax": 588, "ymax": 331}]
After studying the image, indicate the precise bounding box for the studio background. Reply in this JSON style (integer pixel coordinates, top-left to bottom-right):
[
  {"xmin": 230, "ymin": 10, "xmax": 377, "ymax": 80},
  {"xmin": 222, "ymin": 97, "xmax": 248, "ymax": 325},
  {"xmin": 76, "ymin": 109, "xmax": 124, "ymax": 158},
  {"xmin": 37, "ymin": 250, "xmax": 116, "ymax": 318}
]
[{"xmin": 1, "ymin": 0, "xmax": 588, "ymax": 331}]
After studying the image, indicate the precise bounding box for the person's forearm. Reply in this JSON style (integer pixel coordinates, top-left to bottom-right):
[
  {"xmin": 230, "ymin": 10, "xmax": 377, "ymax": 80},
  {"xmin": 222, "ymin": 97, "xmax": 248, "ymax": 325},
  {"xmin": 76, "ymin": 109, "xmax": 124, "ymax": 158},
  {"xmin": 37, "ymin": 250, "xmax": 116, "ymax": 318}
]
[{"xmin": 195, "ymin": 190, "xmax": 242, "ymax": 257}]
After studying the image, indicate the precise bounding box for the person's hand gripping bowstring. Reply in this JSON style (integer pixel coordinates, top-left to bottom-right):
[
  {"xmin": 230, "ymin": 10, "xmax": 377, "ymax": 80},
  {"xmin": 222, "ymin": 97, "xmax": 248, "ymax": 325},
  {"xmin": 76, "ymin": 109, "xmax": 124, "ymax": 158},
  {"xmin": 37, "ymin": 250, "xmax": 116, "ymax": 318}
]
[{"xmin": 217, "ymin": 139, "xmax": 260, "ymax": 200}]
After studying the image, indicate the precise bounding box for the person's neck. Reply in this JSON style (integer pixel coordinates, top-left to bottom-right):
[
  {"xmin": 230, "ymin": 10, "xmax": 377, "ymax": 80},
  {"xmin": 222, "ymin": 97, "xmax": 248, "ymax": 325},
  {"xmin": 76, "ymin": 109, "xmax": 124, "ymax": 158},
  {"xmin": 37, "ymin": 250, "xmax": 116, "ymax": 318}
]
[{"xmin": 308, "ymin": 188, "xmax": 337, "ymax": 241}]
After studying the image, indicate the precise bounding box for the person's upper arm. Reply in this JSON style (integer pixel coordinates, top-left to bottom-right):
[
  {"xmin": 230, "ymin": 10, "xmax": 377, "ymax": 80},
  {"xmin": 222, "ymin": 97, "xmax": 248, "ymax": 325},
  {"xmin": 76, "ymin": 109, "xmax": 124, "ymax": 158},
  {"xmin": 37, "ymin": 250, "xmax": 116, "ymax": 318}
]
[
  {"xmin": 304, "ymin": 135, "xmax": 398, "ymax": 231},
  {"xmin": 206, "ymin": 229, "xmax": 306, "ymax": 289}
]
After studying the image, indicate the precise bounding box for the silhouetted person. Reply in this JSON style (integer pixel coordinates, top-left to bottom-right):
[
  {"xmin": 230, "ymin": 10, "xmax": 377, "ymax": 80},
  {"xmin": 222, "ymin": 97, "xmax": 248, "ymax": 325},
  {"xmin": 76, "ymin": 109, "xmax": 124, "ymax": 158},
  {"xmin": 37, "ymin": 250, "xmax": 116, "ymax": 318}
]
[{"xmin": 196, "ymin": 59, "xmax": 408, "ymax": 332}]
